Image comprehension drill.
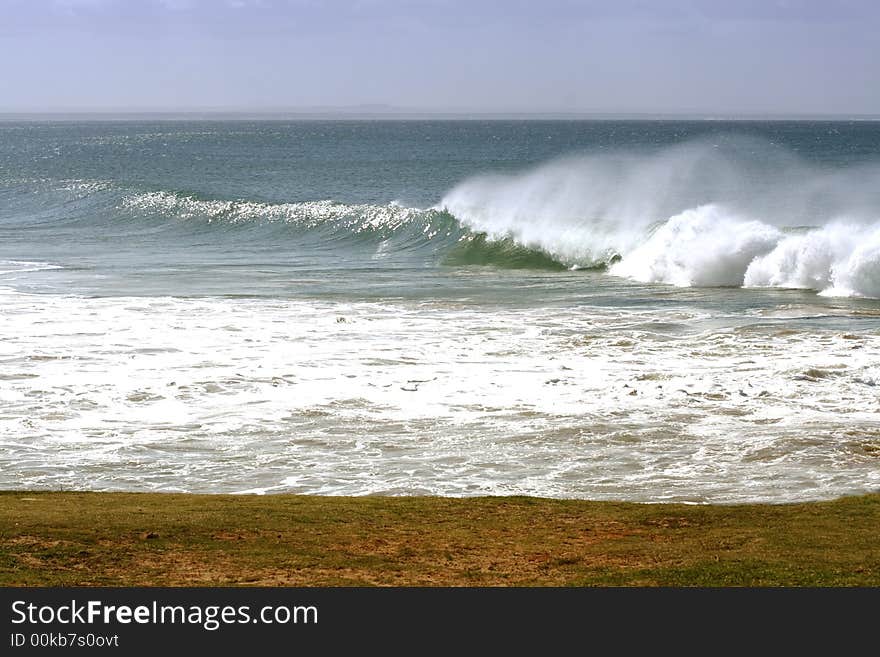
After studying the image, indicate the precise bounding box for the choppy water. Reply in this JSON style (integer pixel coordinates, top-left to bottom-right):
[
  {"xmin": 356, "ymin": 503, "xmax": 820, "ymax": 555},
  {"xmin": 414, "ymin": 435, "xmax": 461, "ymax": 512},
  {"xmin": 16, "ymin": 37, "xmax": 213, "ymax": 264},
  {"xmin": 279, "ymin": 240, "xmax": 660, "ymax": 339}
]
[{"xmin": 2, "ymin": 119, "xmax": 880, "ymax": 502}]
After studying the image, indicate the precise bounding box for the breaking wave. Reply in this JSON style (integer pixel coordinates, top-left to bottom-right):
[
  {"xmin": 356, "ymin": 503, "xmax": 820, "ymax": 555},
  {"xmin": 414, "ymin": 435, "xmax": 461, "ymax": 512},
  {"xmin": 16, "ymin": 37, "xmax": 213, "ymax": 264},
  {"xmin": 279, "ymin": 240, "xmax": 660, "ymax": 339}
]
[
  {"xmin": 117, "ymin": 190, "xmax": 570, "ymax": 270},
  {"xmin": 27, "ymin": 137, "xmax": 880, "ymax": 295},
  {"xmin": 439, "ymin": 140, "xmax": 880, "ymax": 297}
]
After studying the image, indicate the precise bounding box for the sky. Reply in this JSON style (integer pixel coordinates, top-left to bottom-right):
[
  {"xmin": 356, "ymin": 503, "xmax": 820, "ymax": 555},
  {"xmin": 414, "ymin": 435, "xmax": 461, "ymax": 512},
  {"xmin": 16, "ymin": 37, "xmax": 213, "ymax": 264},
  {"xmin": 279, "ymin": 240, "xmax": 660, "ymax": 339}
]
[{"xmin": 0, "ymin": 0, "xmax": 878, "ymax": 115}]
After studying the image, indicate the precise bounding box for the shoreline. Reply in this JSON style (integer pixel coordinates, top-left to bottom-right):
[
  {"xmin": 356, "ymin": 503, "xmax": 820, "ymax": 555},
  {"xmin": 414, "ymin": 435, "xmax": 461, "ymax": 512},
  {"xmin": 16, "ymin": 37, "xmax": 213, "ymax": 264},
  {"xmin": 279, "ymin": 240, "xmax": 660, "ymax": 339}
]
[{"xmin": 2, "ymin": 491, "xmax": 878, "ymax": 586}]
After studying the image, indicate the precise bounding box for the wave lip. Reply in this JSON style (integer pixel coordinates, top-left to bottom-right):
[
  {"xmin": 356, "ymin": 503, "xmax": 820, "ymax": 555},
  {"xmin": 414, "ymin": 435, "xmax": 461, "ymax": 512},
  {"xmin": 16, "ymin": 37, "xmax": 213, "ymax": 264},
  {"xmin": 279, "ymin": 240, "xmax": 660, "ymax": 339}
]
[
  {"xmin": 120, "ymin": 191, "xmax": 435, "ymax": 234},
  {"xmin": 438, "ymin": 155, "xmax": 646, "ymax": 268}
]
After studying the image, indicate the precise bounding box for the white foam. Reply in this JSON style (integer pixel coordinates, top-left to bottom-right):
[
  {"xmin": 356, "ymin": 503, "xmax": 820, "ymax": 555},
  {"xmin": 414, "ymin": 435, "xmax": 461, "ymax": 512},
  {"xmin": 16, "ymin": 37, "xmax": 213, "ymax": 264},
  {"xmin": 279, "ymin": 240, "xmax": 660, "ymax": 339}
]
[
  {"xmin": 744, "ymin": 223, "xmax": 880, "ymax": 298},
  {"xmin": 823, "ymin": 227, "xmax": 880, "ymax": 298},
  {"xmin": 610, "ymin": 205, "xmax": 780, "ymax": 287},
  {"xmin": 0, "ymin": 260, "xmax": 62, "ymax": 275},
  {"xmin": 2, "ymin": 288, "xmax": 879, "ymax": 502}
]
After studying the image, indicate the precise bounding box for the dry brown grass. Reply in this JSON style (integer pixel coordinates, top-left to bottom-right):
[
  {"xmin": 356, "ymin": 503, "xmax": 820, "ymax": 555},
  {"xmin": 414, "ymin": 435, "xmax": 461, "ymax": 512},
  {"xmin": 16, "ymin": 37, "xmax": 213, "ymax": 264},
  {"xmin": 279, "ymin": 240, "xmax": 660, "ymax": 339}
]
[{"xmin": 1, "ymin": 491, "xmax": 879, "ymax": 586}]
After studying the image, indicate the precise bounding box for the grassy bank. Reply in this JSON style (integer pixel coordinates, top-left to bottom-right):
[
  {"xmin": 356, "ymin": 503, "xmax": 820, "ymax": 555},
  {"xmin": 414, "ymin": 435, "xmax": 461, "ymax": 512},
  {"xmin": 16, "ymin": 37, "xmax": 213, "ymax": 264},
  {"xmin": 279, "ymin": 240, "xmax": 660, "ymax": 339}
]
[{"xmin": 2, "ymin": 491, "xmax": 879, "ymax": 586}]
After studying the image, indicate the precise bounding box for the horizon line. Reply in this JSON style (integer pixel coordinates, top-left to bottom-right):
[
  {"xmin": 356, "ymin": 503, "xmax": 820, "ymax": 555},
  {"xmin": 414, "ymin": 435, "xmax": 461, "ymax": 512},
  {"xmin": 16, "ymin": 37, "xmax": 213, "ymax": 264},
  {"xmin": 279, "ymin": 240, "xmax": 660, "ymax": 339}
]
[{"xmin": 2, "ymin": 108, "xmax": 880, "ymax": 121}]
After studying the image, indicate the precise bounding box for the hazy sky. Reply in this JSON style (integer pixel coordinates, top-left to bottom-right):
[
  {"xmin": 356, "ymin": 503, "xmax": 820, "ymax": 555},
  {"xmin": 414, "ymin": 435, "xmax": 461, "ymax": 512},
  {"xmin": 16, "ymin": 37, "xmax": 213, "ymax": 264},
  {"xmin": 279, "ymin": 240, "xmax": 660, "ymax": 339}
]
[{"xmin": 1, "ymin": 0, "xmax": 878, "ymax": 114}]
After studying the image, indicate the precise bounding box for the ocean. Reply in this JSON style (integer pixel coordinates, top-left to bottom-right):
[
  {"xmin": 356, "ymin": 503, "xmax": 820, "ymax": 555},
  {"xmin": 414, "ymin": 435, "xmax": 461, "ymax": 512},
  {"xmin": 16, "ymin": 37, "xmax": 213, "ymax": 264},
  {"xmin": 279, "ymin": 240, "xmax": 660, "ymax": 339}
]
[{"xmin": 2, "ymin": 119, "xmax": 879, "ymax": 503}]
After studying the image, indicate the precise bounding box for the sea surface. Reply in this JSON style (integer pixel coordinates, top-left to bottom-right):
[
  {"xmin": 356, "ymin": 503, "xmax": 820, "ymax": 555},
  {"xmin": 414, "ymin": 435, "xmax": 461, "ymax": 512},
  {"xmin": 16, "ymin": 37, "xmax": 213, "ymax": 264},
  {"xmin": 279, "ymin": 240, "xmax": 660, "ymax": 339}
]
[{"xmin": 2, "ymin": 119, "xmax": 880, "ymax": 502}]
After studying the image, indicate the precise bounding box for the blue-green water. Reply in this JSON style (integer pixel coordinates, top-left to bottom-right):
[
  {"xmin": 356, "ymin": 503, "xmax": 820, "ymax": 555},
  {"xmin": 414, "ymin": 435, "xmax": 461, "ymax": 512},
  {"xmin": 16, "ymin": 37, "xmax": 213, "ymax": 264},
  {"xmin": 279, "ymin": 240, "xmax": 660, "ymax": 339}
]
[{"xmin": 2, "ymin": 120, "xmax": 879, "ymax": 502}]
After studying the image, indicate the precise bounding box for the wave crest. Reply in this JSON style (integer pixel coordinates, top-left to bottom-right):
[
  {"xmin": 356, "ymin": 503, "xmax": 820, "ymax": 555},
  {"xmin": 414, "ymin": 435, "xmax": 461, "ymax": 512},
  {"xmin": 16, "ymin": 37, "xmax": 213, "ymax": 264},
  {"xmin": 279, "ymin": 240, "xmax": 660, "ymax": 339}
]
[{"xmin": 120, "ymin": 191, "xmax": 434, "ymax": 236}]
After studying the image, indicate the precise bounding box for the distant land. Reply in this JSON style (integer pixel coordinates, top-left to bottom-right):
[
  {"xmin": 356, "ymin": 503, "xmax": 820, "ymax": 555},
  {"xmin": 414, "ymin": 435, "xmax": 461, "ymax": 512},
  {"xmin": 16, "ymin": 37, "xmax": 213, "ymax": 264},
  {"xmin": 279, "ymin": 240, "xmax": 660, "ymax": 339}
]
[{"xmin": 1, "ymin": 105, "xmax": 879, "ymax": 121}]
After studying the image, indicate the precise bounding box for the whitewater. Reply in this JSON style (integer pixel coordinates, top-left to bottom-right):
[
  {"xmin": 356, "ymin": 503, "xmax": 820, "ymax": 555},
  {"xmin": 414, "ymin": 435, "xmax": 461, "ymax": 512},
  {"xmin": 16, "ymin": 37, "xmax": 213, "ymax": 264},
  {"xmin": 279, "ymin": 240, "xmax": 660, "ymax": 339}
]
[{"xmin": 1, "ymin": 119, "xmax": 879, "ymax": 503}]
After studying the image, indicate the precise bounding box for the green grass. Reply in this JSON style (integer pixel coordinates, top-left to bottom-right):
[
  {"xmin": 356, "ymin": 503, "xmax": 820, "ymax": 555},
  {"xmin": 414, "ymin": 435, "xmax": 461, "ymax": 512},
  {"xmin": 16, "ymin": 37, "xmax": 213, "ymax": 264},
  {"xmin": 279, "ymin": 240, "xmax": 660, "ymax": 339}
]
[{"xmin": 1, "ymin": 491, "xmax": 878, "ymax": 586}]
